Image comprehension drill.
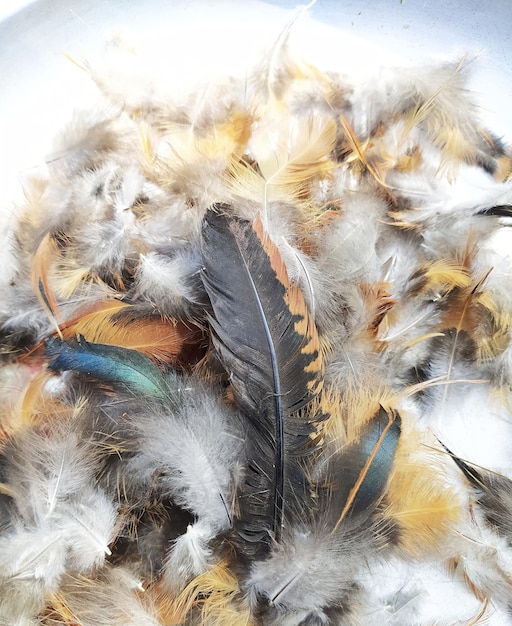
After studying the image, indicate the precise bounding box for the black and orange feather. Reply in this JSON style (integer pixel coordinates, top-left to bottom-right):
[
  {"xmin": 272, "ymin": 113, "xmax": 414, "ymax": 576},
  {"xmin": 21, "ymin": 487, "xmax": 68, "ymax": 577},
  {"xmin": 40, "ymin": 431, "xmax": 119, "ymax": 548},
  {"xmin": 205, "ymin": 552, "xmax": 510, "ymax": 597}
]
[{"xmin": 200, "ymin": 205, "xmax": 325, "ymax": 555}]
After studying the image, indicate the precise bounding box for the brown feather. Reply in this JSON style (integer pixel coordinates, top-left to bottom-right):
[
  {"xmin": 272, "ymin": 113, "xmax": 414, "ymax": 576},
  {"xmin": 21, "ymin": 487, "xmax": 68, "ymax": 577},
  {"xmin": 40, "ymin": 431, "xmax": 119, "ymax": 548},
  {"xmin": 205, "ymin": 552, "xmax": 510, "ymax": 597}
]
[
  {"xmin": 58, "ymin": 300, "xmax": 206, "ymax": 366},
  {"xmin": 31, "ymin": 233, "xmax": 63, "ymax": 337}
]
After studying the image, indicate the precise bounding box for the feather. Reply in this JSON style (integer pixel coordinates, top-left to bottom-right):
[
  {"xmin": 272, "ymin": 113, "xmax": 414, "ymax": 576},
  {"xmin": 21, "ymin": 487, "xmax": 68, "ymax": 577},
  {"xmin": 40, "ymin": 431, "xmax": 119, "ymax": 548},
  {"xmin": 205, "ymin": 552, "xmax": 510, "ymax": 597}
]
[
  {"xmin": 228, "ymin": 115, "xmax": 336, "ymax": 214},
  {"xmin": 326, "ymin": 405, "xmax": 401, "ymax": 530},
  {"xmin": 130, "ymin": 382, "xmax": 243, "ymax": 529},
  {"xmin": 442, "ymin": 443, "xmax": 512, "ymax": 542},
  {"xmin": 200, "ymin": 207, "xmax": 324, "ymax": 553},
  {"xmin": 123, "ymin": 377, "xmax": 245, "ymax": 589},
  {"xmin": 31, "ymin": 233, "xmax": 63, "ymax": 338},
  {"xmin": 0, "ymin": 526, "xmax": 66, "ymax": 623},
  {"xmin": 0, "ymin": 419, "xmax": 119, "ymax": 624},
  {"xmin": 157, "ymin": 559, "xmax": 251, "ymax": 626},
  {"xmin": 338, "ymin": 115, "xmax": 387, "ymax": 188},
  {"xmin": 131, "ymin": 249, "xmax": 207, "ymax": 318},
  {"xmin": 47, "ymin": 566, "xmax": 160, "ymax": 626},
  {"xmin": 45, "ymin": 335, "xmax": 176, "ymax": 400},
  {"xmin": 141, "ymin": 109, "xmax": 254, "ymax": 211},
  {"xmin": 17, "ymin": 368, "xmax": 62, "ymax": 427},
  {"xmin": 400, "ymin": 58, "xmax": 490, "ymax": 168},
  {"xmin": 384, "ymin": 426, "xmax": 462, "ymax": 558},
  {"xmin": 58, "ymin": 299, "xmax": 205, "ymax": 366}
]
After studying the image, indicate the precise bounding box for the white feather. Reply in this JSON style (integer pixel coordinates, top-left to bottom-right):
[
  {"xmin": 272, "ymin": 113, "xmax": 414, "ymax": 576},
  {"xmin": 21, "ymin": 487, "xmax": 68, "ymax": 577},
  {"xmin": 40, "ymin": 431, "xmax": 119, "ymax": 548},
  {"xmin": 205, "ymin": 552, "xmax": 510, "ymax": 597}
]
[
  {"xmin": 163, "ymin": 520, "xmax": 215, "ymax": 592},
  {"xmin": 129, "ymin": 381, "xmax": 244, "ymax": 531}
]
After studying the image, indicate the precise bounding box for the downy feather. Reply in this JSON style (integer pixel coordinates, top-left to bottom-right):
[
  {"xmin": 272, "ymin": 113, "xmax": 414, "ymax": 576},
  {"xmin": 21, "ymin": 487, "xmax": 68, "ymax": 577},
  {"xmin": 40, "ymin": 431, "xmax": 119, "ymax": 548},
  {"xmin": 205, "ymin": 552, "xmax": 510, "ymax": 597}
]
[
  {"xmin": 0, "ymin": 420, "xmax": 118, "ymax": 622},
  {"xmin": 128, "ymin": 380, "xmax": 243, "ymax": 531},
  {"xmin": 46, "ymin": 565, "xmax": 161, "ymax": 626}
]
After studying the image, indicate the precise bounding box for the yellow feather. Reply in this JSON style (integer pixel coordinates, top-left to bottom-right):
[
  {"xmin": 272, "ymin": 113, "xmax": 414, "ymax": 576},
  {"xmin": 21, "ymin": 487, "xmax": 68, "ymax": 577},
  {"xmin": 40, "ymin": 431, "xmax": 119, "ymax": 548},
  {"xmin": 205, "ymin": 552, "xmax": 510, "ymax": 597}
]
[
  {"xmin": 320, "ymin": 383, "xmax": 397, "ymax": 445},
  {"xmin": 474, "ymin": 289, "xmax": 512, "ymax": 363},
  {"xmin": 145, "ymin": 112, "xmax": 253, "ymax": 189},
  {"xmin": 247, "ymin": 114, "xmax": 337, "ymax": 212},
  {"xmin": 422, "ymin": 260, "xmax": 472, "ymax": 292},
  {"xmin": 155, "ymin": 560, "xmax": 252, "ymax": 626},
  {"xmin": 384, "ymin": 425, "xmax": 461, "ymax": 558}
]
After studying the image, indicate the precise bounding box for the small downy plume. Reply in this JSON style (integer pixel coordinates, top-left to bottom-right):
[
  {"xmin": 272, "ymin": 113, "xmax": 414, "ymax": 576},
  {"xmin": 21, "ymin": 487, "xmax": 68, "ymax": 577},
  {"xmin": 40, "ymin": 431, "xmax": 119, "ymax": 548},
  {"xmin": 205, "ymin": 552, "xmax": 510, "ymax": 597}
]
[
  {"xmin": 377, "ymin": 257, "xmax": 473, "ymax": 383},
  {"xmin": 0, "ymin": 415, "xmax": 118, "ymax": 623},
  {"xmin": 154, "ymin": 559, "xmax": 252, "ymax": 626},
  {"xmin": 131, "ymin": 248, "xmax": 208, "ymax": 319},
  {"xmin": 141, "ymin": 109, "xmax": 255, "ymax": 214},
  {"xmin": 229, "ymin": 114, "xmax": 337, "ymax": 212},
  {"xmin": 126, "ymin": 378, "xmax": 245, "ymax": 590},
  {"xmin": 0, "ymin": 525, "xmax": 66, "ymax": 623},
  {"xmin": 46, "ymin": 565, "xmax": 161, "ymax": 626}
]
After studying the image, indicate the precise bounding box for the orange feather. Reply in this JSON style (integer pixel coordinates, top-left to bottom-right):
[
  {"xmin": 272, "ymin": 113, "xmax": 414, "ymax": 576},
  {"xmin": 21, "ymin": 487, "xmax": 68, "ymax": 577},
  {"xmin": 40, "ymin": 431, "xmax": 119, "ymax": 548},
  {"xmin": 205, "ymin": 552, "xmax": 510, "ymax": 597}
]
[{"xmin": 59, "ymin": 300, "xmax": 206, "ymax": 366}]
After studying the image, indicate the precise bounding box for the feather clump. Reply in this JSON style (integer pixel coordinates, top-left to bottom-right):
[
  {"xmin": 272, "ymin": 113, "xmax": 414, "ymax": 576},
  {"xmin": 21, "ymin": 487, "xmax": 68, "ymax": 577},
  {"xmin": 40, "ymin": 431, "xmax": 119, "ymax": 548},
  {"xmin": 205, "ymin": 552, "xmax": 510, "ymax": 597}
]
[{"xmin": 1, "ymin": 17, "xmax": 512, "ymax": 626}]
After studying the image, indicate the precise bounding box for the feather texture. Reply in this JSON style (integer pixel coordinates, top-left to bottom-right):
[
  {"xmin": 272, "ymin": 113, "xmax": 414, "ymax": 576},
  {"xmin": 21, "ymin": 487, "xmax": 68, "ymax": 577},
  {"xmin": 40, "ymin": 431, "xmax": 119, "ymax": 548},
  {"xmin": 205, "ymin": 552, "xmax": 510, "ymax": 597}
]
[{"xmin": 2, "ymin": 20, "xmax": 512, "ymax": 626}]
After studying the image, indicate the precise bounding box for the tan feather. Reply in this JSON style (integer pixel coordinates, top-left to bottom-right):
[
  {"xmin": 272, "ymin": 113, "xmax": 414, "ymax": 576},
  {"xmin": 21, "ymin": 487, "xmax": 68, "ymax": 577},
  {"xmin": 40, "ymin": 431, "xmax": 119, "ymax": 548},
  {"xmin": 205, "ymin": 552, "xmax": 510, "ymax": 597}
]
[
  {"xmin": 384, "ymin": 426, "xmax": 462, "ymax": 558},
  {"xmin": 31, "ymin": 233, "xmax": 63, "ymax": 337},
  {"xmin": 339, "ymin": 115, "xmax": 388, "ymax": 187},
  {"xmin": 229, "ymin": 115, "xmax": 336, "ymax": 212},
  {"xmin": 156, "ymin": 560, "xmax": 252, "ymax": 626}
]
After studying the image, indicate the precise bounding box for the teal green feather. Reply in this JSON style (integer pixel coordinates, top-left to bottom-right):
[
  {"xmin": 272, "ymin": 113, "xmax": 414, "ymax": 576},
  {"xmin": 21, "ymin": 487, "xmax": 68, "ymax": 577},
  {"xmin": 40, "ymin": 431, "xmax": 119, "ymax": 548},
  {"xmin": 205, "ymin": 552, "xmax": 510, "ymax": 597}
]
[{"xmin": 45, "ymin": 335, "xmax": 175, "ymax": 400}]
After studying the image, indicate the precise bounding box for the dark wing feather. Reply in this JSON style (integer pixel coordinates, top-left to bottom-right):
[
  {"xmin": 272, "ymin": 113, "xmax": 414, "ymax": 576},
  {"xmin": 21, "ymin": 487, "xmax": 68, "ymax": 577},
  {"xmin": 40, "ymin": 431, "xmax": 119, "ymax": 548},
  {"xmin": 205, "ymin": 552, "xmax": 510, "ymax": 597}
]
[
  {"xmin": 200, "ymin": 205, "xmax": 324, "ymax": 553},
  {"xmin": 442, "ymin": 442, "xmax": 512, "ymax": 540},
  {"xmin": 322, "ymin": 406, "xmax": 401, "ymax": 532}
]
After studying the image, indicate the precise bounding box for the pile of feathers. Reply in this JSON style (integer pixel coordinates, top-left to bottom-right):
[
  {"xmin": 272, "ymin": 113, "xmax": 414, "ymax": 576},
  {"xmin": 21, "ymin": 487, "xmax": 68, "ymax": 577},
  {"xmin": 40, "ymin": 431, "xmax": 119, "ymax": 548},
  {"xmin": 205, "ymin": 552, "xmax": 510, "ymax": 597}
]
[{"xmin": 1, "ymin": 21, "xmax": 512, "ymax": 626}]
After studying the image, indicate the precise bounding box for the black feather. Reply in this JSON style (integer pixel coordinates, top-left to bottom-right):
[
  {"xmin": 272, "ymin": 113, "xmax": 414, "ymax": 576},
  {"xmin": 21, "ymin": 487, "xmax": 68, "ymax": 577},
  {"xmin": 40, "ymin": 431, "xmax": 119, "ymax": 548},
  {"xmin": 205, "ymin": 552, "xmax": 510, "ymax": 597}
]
[
  {"xmin": 200, "ymin": 205, "xmax": 324, "ymax": 554},
  {"xmin": 477, "ymin": 204, "xmax": 512, "ymax": 218},
  {"xmin": 442, "ymin": 442, "xmax": 512, "ymax": 542}
]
